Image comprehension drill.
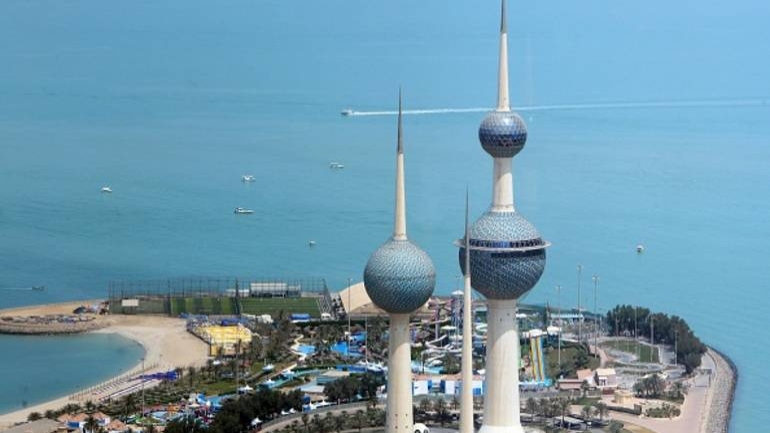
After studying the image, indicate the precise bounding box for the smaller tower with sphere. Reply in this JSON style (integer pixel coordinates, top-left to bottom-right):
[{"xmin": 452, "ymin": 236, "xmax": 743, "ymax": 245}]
[
  {"xmin": 364, "ymin": 91, "xmax": 436, "ymax": 433},
  {"xmin": 458, "ymin": 2, "xmax": 550, "ymax": 433}
]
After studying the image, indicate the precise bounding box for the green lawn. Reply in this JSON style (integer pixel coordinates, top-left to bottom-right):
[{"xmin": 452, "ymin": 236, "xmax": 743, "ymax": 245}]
[
  {"xmin": 169, "ymin": 297, "xmax": 237, "ymax": 315},
  {"xmin": 167, "ymin": 296, "xmax": 317, "ymax": 317},
  {"xmin": 544, "ymin": 343, "xmax": 601, "ymax": 378},
  {"xmin": 601, "ymin": 339, "xmax": 659, "ymax": 363},
  {"xmin": 239, "ymin": 297, "xmax": 320, "ymax": 318}
]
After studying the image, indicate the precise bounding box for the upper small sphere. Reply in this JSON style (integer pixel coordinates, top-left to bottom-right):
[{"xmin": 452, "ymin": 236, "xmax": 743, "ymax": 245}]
[
  {"xmin": 364, "ymin": 239, "xmax": 436, "ymax": 314},
  {"xmin": 478, "ymin": 111, "xmax": 527, "ymax": 158}
]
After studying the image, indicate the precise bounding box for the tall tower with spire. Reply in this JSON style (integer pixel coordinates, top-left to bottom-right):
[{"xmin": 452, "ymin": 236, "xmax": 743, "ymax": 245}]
[
  {"xmin": 459, "ymin": 191, "xmax": 475, "ymax": 433},
  {"xmin": 364, "ymin": 91, "xmax": 436, "ymax": 433},
  {"xmin": 458, "ymin": 2, "xmax": 549, "ymax": 433}
]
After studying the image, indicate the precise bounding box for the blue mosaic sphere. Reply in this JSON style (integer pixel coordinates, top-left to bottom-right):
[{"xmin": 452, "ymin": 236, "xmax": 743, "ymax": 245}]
[
  {"xmin": 478, "ymin": 111, "xmax": 528, "ymax": 158},
  {"xmin": 458, "ymin": 211, "xmax": 546, "ymax": 300},
  {"xmin": 364, "ymin": 239, "xmax": 436, "ymax": 314}
]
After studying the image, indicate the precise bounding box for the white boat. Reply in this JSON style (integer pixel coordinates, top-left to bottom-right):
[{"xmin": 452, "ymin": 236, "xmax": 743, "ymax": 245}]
[
  {"xmin": 329, "ymin": 162, "xmax": 345, "ymax": 169},
  {"xmin": 262, "ymin": 363, "xmax": 275, "ymax": 372},
  {"xmin": 341, "ymin": 109, "xmax": 354, "ymax": 116},
  {"xmin": 241, "ymin": 174, "xmax": 256, "ymax": 182},
  {"xmin": 234, "ymin": 207, "xmax": 255, "ymax": 214},
  {"xmin": 308, "ymin": 239, "xmax": 316, "ymax": 247},
  {"xmin": 636, "ymin": 244, "xmax": 645, "ymax": 253},
  {"xmin": 100, "ymin": 186, "xmax": 112, "ymax": 193}
]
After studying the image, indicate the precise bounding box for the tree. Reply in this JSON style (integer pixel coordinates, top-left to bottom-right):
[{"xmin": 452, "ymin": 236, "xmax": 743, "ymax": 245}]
[
  {"xmin": 525, "ymin": 397, "xmax": 537, "ymax": 423},
  {"xmin": 334, "ymin": 412, "xmax": 346, "ymax": 433},
  {"xmin": 83, "ymin": 415, "xmax": 101, "ymax": 433},
  {"xmin": 419, "ymin": 398, "xmax": 432, "ymax": 414},
  {"xmin": 187, "ymin": 365, "xmax": 197, "ymax": 388},
  {"xmin": 434, "ymin": 397, "xmax": 449, "ymax": 426},
  {"xmin": 27, "ymin": 412, "xmax": 42, "ymax": 421},
  {"xmin": 354, "ymin": 409, "xmax": 366, "ymax": 432},
  {"xmin": 580, "ymin": 404, "xmax": 593, "ymax": 422},
  {"xmin": 165, "ymin": 415, "xmax": 207, "ymax": 433},
  {"xmin": 594, "ymin": 401, "xmax": 608, "ymax": 422},
  {"xmin": 557, "ymin": 398, "xmax": 570, "ymax": 427},
  {"xmin": 608, "ymin": 420, "xmax": 624, "ymax": 433}
]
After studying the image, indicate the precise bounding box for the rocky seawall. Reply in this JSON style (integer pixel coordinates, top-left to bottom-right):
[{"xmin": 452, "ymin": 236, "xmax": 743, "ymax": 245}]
[
  {"xmin": 703, "ymin": 347, "xmax": 737, "ymax": 433},
  {"xmin": 0, "ymin": 314, "xmax": 106, "ymax": 335}
]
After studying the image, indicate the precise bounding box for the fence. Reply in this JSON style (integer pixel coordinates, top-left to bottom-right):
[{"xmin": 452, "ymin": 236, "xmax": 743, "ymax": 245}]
[{"xmin": 108, "ymin": 277, "xmax": 333, "ymax": 318}]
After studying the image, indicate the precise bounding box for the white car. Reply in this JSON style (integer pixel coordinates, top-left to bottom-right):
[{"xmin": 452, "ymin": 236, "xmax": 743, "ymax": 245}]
[{"xmin": 413, "ymin": 423, "xmax": 429, "ymax": 433}]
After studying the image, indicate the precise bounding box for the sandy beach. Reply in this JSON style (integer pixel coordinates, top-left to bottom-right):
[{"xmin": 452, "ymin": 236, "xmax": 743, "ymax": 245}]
[{"xmin": 0, "ymin": 301, "xmax": 209, "ymax": 428}]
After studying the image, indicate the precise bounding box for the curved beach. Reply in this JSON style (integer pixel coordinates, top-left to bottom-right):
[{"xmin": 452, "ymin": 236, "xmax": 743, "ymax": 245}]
[{"xmin": 0, "ymin": 302, "xmax": 208, "ymax": 428}]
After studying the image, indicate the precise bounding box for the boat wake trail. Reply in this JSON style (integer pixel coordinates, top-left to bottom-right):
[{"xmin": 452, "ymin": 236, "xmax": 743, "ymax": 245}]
[{"xmin": 343, "ymin": 98, "xmax": 767, "ymax": 117}]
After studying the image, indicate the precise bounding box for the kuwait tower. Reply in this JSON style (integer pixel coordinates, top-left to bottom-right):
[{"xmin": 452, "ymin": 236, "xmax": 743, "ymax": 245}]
[
  {"xmin": 458, "ymin": 1, "xmax": 549, "ymax": 433},
  {"xmin": 364, "ymin": 91, "xmax": 436, "ymax": 433}
]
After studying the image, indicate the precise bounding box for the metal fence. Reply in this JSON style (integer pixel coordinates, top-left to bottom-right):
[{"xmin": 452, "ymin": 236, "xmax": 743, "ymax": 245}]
[{"xmin": 107, "ymin": 277, "xmax": 333, "ymax": 317}]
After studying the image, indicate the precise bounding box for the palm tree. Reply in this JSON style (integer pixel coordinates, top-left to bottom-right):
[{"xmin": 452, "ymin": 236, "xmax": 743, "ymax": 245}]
[
  {"xmin": 311, "ymin": 413, "xmax": 324, "ymax": 433},
  {"xmin": 594, "ymin": 401, "xmax": 608, "ymax": 422},
  {"xmin": 187, "ymin": 365, "xmax": 197, "ymax": 388},
  {"xmin": 335, "ymin": 411, "xmax": 347, "ymax": 433},
  {"xmin": 581, "ymin": 404, "xmax": 593, "ymax": 423},
  {"xmin": 558, "ymin": 397, "xmax": 570, "ymax": 427},
  {"xmin": 354, "ymin": 409, "xmax": 366, "ymax": 432},
  {"xmin": 83, "ymin": 415, "xmax": 100, "ymax": 433},
  {"xmin": 123, "ymin": 393, "xmax": 137, "ymax": 419},
  {"xmin": 525, "ymin": 397, "xmax": 537, "ymax": 423},
  {"xmin": 84, "ymin": 400, "xmax": 96, "ymax": 414}
]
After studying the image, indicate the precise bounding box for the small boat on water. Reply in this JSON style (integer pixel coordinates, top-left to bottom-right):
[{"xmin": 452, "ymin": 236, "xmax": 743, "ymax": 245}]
[
  {"xmin": 234, "ymin": 207, "xmax": 255, "ymax": 214},
  {"xmin": 341, "ymin": 109, "xmax": 354, "ymax": 116},
  {"xmin": 329, "ymin": 162, "xmax": 345, "ymax": 169},
  {"xmin": 308, "ymin": 239, "xmax": 316, "ymax": 247},
  {"xmin": 100, "ymin": 186, "xmax": 112, "ymax": 193},
  {"xmin": 31, "ymin": 286, "xmax": 46, "ymax": 291},
  {"xmin": 241, "ymin": 175, "xmax": 256, "ymax": 182},
  {"xmin": 636, "ymin": 244, "xmax": 645, "ymax": 253}
]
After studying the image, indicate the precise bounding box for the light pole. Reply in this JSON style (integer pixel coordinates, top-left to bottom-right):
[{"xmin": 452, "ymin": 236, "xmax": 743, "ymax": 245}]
[
  {"xmin": 576, "ymin": 264, "xmax": 583, "ymax": 343},
  {"xmin": 634, "ymin": 306, "xmax": 639, "ymax": 361},
  {"xmin": 556, "ymin": 284, "xmax": 562, "ymax": 371},
  {"xmin": 592, "ymin": 275, "xmax": 599, "ymax": 358},
  {"xmin": 347, "ymin": 277, "xmax": 352, "ymax": 358},
  {"xmin": 140, "ymin": 357, "xmax": 145, "ymax": 419}
]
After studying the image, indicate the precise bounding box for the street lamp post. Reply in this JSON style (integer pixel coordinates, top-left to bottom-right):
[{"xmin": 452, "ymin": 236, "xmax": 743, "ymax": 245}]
[
  {"xmin": 347, "ymin": 277, "xmax": 352, "ymax": 358},
  {"xmin": 577, "ymin": 264, "xmax": 583, "ymax": 343},
  {"xmin": 141, "ymin": 357, "xmax": 145, "ymax": 419},
  {"xmin": 556, "ymin": 285, "xmax": 562, "ymax": 371},
  {"xmin": 592, "ymin": 275, "xmax": 599, "ymax": 358}
]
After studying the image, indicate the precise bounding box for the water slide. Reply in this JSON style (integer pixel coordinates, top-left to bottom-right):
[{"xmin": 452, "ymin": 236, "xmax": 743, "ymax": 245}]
[{"xmin": 528, "ymin": 331, "xmax": 546, "ymax": 383}]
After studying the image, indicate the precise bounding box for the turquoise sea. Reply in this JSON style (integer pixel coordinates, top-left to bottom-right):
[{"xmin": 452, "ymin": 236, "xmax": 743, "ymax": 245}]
[
  {"xmin": 0, "ymin": 333, "xmax": 144, "ymax": 413},
  {"xmin": 1, "ymin": 0, "xmax": 769, "ymax": 430}
]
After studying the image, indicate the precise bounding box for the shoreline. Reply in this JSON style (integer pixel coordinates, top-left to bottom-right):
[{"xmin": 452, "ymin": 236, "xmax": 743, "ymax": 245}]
[
  {"xmin": 703, "ymin": 347, "xmax": 738, "ymax": 433},
  {"xmin": 0, "ymin": 302, "xmax": 208, "ymax": 428}
]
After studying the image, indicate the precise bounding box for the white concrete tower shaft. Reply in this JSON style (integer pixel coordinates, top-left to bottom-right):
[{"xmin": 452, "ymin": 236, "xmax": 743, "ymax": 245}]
[
  {"xmin": 460, "ymin": 191, "xmax": 475, "ymax": 433},
  {"xmin": 385, "ymin": 92, "xmax": 414, "ymax": 433},
  {"xmin": 393, "ymin": 89, "xmax": 407, "ymax": 241},
  {"xmin": 481, "ymin": 299, "xmax": 524, "ymax": 433},
  {"xmin": 386, "ymin": 313, "xmax": 413, "ymax": 433},
  {"xmin": 491, "ymin": 0, "xmax": 515, "ymax": 213}
]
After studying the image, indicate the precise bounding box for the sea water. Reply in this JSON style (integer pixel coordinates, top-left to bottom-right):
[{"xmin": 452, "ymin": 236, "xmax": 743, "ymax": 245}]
[
  {"xmin": 0, "ymin": 333, "xmax": 144, "ymax": 414},
  {"xmin": 1, "ymin": 0, "xmax": 769, "ymax": 430}
]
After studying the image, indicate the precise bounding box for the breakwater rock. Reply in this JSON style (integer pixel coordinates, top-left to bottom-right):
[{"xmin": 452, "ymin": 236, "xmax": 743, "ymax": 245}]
[
  {"xmin": 0, "ymin": 314, "xmax": 106, "ymax": 335},
  {"xmin": 703, "ymin": 347, "xmax": 737, "ymax": 433}
]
